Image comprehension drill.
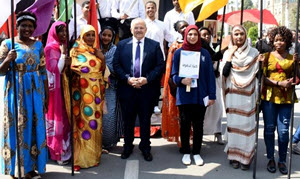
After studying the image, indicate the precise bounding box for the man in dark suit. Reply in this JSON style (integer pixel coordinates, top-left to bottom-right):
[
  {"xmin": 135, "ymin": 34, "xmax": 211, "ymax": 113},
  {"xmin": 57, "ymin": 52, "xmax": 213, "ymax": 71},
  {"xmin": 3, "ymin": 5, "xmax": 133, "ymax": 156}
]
[{"xmin": 113, "ymin": 18, "xmax": 164, "ymax": 161}]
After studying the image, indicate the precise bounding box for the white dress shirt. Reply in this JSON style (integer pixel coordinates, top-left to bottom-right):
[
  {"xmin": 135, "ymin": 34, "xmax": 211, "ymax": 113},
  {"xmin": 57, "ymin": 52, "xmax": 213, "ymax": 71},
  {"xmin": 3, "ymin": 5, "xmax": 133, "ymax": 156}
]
[
  {"xmin": 98, "ymin": 0, "xmax": 112, "ymax": 18},
  {"xmin": 145, "ymin": 18, "xmax": 174, "ymax": 60},
  {"xmin": 69, "ymin": 15, "xmax": 101, "ymax": 40},
  {"xmin": 164, "ymin": 9, "xmax": 195, "ymax": 45},
  {"xmin": 132, "ymin": 37, "xmax": 145, "ymax": 77},
  {"xmin": 111, "ymin": 0, "xmax": 145, "ymax": 19}
]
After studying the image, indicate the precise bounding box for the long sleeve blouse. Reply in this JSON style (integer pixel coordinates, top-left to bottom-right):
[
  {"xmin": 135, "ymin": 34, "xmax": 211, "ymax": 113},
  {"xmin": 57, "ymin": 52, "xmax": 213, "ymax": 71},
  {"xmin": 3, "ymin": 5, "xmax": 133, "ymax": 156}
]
[{"xmin": 171, "ymin": 48, "xmax": 216, "ymax": 106}]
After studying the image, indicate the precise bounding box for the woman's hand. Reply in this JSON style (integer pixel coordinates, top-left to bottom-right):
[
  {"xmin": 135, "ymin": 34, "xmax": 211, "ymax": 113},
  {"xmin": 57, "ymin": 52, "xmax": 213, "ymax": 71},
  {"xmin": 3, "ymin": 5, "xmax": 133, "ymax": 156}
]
[
  {"xmin": 226, "ymin": 45, "xmax": 238, "ymax": 62},
  {"xmin": 181, "ymin": 78, "xmax": 192, "ymax": 86},
  {"xmin": 257, "ymin": 54, "xmax": 265, "ymax": 62},
  {"xmin": 293, "ymin": 53, "xmax": 298, "ymax": 62},
  {"xmin": 278, "ymin": 79, "xmax": 294, "ymax": 88},
  {"xmin": 207, "ymin": 100, "xmax": 215, "ymax": 107},
  {"xmin": 94, "ymin": 48, "xmax": 105, "ymax": 60},
  {"xmin": 4, "ymin": 49, "xmax": 17, "ymax": 63},
  {"xmin": 60, "ymin": 44, "xmax": 67, "ymax": 55}
]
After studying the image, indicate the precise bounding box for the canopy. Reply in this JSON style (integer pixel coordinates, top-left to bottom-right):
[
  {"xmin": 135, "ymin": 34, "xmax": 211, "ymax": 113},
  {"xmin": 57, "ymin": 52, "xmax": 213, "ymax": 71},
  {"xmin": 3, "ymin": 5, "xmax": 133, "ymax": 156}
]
[{"xmin": 217, "ymin": 9, "xmax": 278, "ymax": 26}]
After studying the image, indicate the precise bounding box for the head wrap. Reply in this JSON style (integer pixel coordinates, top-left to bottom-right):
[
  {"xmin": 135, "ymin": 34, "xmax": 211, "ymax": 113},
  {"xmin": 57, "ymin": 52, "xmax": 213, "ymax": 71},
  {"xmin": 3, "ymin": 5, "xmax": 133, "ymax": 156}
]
[
  {"xmin": 45, "ymin": 21, "xmax": 67, "ymax": 51},
  {"xmin": 229, "ymin": 25, "xmax": 251, "ymax": 60},
  {"xmin": 79, "ymin": 25, "xmax": 97, "ymax": 48},
  {"xmin": 182, "ymin": 25, "xmax": 202, "ymax": 51}
]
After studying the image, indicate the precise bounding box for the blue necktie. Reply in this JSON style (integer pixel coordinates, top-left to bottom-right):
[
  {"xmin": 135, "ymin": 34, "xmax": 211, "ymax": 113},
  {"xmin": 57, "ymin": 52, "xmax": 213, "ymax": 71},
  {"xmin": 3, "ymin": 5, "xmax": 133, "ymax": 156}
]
[{"xmin": 134, "ymin": 41, "xmax": 141, "ymax": 77}]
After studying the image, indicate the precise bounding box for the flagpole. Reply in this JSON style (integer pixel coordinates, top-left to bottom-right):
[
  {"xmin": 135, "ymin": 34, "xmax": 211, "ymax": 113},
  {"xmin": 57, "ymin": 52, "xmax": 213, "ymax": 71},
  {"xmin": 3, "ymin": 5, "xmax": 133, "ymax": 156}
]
[
  {"xmin": 10, "ymin": 0, "xmax": 21, "ymax": 178},
  {"xmin": 240, "ymin": 0, "xmax": 244, "ymax": 25},
  {"xmin": 216, "ymin": 5, "xmax": 226, "ymax": 76},
  {"xmin": 95, "ymin": 0, "xmax": 101, "ymax": 20},
  {"xmin": 71, "ymin": 0, "xmax": 77, "ymax": 176},
  {"xmin": 64, "ymin": 0, "xmax": 75, "ymax": 176},
  {"xmin": 6, "ymin": 19, "xmax": 10, "ymax": 38},
  {"xmin": 56, "ymin": 0, "xmax": 59, "ymax": 19},
  {"xmin": 288, "ymin": 0, "xmax": 300, "ymax": 178},
  {"xmin": 252, "ymin": 0, "xmax": 263, "ymax": 178}
]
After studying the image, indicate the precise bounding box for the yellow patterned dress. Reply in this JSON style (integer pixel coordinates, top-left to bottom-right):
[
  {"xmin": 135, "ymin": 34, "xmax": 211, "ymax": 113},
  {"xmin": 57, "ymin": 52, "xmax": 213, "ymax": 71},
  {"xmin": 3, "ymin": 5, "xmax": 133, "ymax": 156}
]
[{"xmin": 69, "ymin": 25, "xmax": 106, "ymax": 168}]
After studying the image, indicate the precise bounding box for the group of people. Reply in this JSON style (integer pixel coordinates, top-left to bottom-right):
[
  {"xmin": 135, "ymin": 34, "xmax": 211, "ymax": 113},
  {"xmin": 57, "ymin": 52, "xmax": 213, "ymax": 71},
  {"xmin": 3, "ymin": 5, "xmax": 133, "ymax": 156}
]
[{"xmin": 0, "ymin": 0, "xmax": 300, "ymax": 178}]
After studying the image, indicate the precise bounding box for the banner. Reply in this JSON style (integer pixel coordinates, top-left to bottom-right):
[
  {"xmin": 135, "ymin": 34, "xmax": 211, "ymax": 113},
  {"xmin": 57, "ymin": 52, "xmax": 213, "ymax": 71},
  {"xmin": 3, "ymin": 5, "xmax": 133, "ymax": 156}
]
[
  {"xmin": 178, "ymin": 0, "xmax": 204, "ymax": 14},
  {"xmin": 197, "ymin": 0, "xmax": 228, "ymax": 22},
  {"xmin": 26, "ymin": 0, "xmax": 56, "ymax": 37},
  {"xmin": 58, "ymin": 0, "xmax": 74, "ymax": 22},
  {"xmin": 88, "ymin": 0, "xmax": 99, "ymax": 48}
]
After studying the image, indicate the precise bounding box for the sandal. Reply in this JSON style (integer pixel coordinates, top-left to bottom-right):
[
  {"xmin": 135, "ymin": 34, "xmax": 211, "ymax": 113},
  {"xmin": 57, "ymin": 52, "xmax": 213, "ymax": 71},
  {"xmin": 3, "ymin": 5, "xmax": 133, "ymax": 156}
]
[
  {"xmin": 57, "ymin": 160, "xmax": 70, "ymax": 165},
  {"xmin": 25, "ymin": 171, "xmax": 42, "ymax": 179},
  {"xmin": 74, "ymin": 165, "xmax": 81, "ymax": 171}
]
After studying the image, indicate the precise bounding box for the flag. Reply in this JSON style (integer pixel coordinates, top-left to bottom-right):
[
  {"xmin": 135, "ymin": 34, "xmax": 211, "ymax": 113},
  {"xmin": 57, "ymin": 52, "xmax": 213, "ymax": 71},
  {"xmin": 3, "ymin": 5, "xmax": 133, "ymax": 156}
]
[
  {"xmin": 58, "ymin": 0, "xmax": 74, "ymax": 22},
  {"xmin": 16, "ymin": 0, "xmax": 35, "ymax": 14},
  {"xmin": 88, "ymin": 0, "xmax": 99, "ymax": 48},
  {"xmin": 26, "ymin": 0, "xmax": 56, "ymax": 37},
  {"xmin": 0, "ymin": 0, "xmax": 20, "ymax": 28},
  {"xmin": 178, "ymin": 0, "xmax": 204, "ymax": 14},
  {"xmin": 196, "ymin": 0, "xmax": 228, "ymax": 22},
  {"xmin": 0, "ymin": 14, "xmax": 18, "ymax": 38}
]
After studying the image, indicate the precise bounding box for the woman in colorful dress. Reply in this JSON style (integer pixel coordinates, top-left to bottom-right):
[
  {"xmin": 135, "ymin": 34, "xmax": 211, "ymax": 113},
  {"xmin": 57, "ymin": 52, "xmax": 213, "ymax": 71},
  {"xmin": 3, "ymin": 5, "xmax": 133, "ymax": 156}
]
[
  {"xmin": 45, "ymin": 21, "xmax": 71, "ymax": 165},
  {"xmin": 161, "ymin": 20, "xmax": 188, "ymax": 146},
  {"xmin": 0, "ymin": 12, "xmax": 48, "ymax": 179},
  {"xmin": 261, "ymin": 26, "xmax": 298, "ymax": 175},
  {"xmin": 69, "ymin": 25, "xmax": 106, "ymax": 171},
  {"xmin": 222, "ymin": 25, "xmax": 260, "ymax": 170},
  {"xmin": 100, "ymin": 26, "xmax": 120, "ymax": 151}
]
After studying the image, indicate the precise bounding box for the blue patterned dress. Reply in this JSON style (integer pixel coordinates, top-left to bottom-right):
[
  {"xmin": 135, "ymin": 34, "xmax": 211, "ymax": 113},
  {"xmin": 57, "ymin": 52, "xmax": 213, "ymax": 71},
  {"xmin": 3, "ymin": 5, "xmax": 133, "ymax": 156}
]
[
  {"xmin": 0, "ymin": 39, "xmax": 48, "ymax": 177},
  {"xmin": 101, "ymin": 44, "xmax": 122, "ymax": 148}
]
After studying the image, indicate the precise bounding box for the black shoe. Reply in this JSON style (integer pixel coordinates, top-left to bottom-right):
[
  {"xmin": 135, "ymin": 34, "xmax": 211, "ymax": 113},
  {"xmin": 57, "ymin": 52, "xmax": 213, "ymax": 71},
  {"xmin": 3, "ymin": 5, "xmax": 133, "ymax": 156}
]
[
  {"xmin": 229, "ymin": 160, "xmax": 240, "ymax": 169},
  {"xmin": 278, "ymin": 163, "xmax": 288, "ymax": 175},
  {"xmin": 267, "ymin": 159, "xmax": 276, "ymax": 173},
  {"xmin": 241, "ymin": 164, "xmax": 250, "ymax": 170},
  {"xmin": 121, "ymin": 150, "xmax": 133, "ymax": 159},
  {"xmin": 142, "ymin": 151, "xmax": 153, "ymax": 161}
]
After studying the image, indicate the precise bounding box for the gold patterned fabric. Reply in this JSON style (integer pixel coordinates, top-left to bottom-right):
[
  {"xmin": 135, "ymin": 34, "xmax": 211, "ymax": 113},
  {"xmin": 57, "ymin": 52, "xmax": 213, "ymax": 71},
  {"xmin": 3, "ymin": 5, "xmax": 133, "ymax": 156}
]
[{"xmin": 68, "ymin": 25, "xmax": 106, "ymax": 168}]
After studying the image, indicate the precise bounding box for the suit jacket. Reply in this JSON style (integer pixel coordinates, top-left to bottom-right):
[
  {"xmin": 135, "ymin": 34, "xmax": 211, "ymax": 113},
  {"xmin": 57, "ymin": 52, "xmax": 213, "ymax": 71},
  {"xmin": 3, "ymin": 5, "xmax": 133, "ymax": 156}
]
[{"xmin": 113, "ymin": 37, "xmax": 165, "ymax": 100}]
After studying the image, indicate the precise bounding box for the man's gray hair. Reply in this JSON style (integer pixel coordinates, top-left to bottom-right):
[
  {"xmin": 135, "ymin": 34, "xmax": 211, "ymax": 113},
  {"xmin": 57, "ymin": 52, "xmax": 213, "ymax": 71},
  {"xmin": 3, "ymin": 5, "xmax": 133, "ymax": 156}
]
[{"xmin": 130, "ymin": 18, "xmax": 147, "ymax": 29}]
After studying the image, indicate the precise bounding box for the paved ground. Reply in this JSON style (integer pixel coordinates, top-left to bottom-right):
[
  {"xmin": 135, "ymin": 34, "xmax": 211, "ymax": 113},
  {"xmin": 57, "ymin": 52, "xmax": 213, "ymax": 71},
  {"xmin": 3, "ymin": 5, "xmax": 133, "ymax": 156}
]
[{"xmin": 1, "ymin": 77, "xmax": 300, "ymax": 179}]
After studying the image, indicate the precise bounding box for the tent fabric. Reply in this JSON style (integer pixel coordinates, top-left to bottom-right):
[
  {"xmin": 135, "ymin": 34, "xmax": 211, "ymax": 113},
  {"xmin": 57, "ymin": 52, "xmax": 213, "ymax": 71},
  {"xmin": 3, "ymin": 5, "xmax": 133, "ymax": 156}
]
[{"xmin": 217, "ymin": 9, "xmax": 279, "ymax": 26}]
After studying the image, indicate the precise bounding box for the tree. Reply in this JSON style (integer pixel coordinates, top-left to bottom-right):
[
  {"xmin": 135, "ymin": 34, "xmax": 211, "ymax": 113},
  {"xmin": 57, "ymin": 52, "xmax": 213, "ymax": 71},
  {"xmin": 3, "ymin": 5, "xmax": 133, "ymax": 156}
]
[
  {"xmin": 248, "ymin": 26, "xmax": 258, "ymax": 46},
  {"xmin": 289, "ymin": 4, "xmax": 300, "ymax": 30},
  {"xmin": 244, "ymin": 0, "xmax": 254, "ymax": 9},
  {"xmin": 244, "ymin": 21, "xmax": 256, "ymax": 32}
]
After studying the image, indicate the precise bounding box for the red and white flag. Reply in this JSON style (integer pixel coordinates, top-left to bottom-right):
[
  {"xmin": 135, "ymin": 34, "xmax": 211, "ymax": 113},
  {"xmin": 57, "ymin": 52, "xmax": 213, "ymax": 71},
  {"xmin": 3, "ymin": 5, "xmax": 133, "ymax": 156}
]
[{"xmin": 0, "ymin": 0, "xmax": 20, "ymax": 28}]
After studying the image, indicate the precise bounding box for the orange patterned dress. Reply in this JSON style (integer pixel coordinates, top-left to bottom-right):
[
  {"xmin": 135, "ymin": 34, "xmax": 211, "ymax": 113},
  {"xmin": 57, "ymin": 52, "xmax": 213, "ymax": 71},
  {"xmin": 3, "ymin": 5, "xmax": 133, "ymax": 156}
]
[{"xmin": 161, "ymin": 41, "xmax": 182, "ymax": 146}]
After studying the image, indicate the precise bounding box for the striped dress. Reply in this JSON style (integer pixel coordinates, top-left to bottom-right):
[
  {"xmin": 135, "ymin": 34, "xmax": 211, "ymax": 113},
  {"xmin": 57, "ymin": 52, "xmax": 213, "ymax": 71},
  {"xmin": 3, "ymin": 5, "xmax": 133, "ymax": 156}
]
[{"xmin": 222, "ymin": 41, "xmax": 259, "ymax": 165}]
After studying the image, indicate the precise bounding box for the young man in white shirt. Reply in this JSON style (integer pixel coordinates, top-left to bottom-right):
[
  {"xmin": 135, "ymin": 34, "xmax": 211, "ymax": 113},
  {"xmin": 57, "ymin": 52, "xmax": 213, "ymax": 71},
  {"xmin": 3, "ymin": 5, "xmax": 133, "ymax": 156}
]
[
  {"xmin": 145, "ymin": 1, "xmax": 173, "ymax": 114},
  {"xmin": 98, "ymin": 0, "xmax": 118, "ymax": 35},
  {"xmin": 163, "ymin": 0, "xmax": 195, "ymax": 46},
  {"xmin": 69, "ymin": 1, "xmax": 101, "ymax": 40},
  {"xmin": 111, "ymin": 0, "xmax": 145, "ymax": 40}
]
